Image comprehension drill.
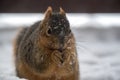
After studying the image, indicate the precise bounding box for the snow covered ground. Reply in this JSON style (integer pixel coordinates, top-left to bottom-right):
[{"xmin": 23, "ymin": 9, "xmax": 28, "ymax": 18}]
[
  {"xmin": 0, "ymin": 13, "xmax": 120, "ymax": 28},
  {"xmin": 0, "ymin": 14, "xmax": 120, "ymax": 80}
]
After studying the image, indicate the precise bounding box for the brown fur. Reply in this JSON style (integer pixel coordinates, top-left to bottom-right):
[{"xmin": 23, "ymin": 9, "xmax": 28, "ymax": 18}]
[{"xmin": 14, "ymin": 7, "xmax": 79, "ymax": 80}]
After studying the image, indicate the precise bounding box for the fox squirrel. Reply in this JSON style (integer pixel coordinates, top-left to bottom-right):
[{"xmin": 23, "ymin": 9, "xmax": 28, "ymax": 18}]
[{"xmin": 14, "ymin": 7, "xmax": 79, "ymax": 80}]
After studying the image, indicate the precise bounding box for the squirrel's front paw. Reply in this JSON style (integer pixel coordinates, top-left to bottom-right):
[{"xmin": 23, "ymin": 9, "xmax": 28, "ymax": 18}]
[{"xmin": 51, "ymin": 50, "xmax": 64, "ymax": 65}]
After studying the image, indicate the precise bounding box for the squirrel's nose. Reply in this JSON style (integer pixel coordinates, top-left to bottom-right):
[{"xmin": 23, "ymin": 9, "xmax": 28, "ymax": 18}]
[{"xmin": 59, "ymin": 30, "xmax": 64, "ymax": 37}]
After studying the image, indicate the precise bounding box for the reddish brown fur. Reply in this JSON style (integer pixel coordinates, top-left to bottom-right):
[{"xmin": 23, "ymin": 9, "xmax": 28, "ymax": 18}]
[{"xmin": 13, "ymin": 7, "xmax": 79, "ymax": 80}]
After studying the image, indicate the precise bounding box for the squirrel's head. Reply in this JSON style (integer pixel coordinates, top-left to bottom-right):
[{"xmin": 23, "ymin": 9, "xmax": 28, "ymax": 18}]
[{"xmin": 39, "ymin": 7, "xmax": 74, "ymax": 52}]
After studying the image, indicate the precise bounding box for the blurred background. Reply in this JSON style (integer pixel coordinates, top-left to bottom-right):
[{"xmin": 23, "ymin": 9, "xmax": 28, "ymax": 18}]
[{"xmin": 0, "ymin": 0, "xmax": 120, "ymax": 80}]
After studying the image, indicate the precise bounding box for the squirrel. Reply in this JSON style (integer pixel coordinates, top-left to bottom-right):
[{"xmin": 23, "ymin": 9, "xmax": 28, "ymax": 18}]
[{"xmin": 13, "ymin": 7, "xmax": 79, "ymax": 80}]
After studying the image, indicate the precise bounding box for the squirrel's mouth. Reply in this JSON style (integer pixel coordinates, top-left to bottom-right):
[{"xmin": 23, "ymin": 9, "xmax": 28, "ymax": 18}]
[
  {"xmin": 58, "ymin": 44, "xmax": 65, "ymax": 52},
  {"xmin": 47, "ymin": 38, "xmax": 68, "ymax": 52},
  {"xmin": 48, "ymin": 43, "xmax": 66, "ymax": 52},
  {"xmin": 50, "ymin": 47, "xmax": 65, "ymax": 52}
]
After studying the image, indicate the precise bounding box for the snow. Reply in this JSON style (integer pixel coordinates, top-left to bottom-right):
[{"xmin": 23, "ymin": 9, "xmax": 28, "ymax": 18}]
[
  {"xmin": 0, "ymin": 13, "xmax": 120, "ymax": 28},
  {"xmin": 77, "ymin": 42, "xmax": 120, "ymax": 80},
  {"xmin": 0, "ymin": 14, "xmax": 120, "ymax": 80}
]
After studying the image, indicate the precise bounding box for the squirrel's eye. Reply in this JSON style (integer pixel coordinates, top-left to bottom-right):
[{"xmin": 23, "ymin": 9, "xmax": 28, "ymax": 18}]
[
  {"xmin": 69, "ymin": 29, "xmax": 71, "ymax": 34},
  {"xmin": 47, "ymin": 28, "xmax": 52, "ymax": 35}
]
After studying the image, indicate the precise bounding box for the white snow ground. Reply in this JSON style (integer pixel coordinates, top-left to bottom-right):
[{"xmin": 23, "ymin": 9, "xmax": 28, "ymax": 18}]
[
  {"xmin": 0, "ymin": 13, "xmax": 120, "ymax": 28},
  {"xmin": 0, "ymin": 14, "xmax": 120, "ymax": 80}
]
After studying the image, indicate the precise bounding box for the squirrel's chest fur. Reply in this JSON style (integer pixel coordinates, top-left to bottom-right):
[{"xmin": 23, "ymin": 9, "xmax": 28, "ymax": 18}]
[{"xmin": 14, "ymin": 7, "xmax": 79, "ymax": 80}]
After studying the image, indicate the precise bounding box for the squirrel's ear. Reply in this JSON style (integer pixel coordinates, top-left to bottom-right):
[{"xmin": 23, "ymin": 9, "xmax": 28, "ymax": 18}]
[
  {"xmin": 59, "ymin": 7, "xmax": 66, "ymax": 16},
  {"xmin": 44, "ymin": 6, "xmax": 52, "ymax": 19}
]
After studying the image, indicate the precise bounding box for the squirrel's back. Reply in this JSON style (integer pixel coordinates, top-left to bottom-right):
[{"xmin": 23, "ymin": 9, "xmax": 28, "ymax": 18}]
[{"xmin": 14, "ymin": 21, "xmax": 40, "ymax": 56}]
